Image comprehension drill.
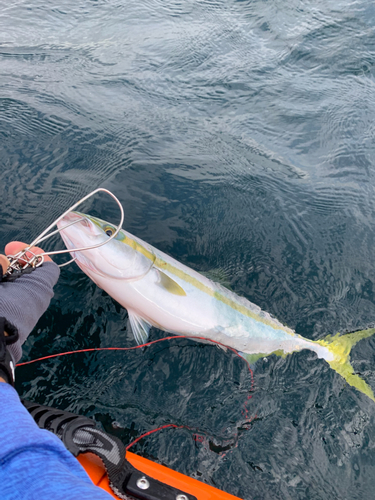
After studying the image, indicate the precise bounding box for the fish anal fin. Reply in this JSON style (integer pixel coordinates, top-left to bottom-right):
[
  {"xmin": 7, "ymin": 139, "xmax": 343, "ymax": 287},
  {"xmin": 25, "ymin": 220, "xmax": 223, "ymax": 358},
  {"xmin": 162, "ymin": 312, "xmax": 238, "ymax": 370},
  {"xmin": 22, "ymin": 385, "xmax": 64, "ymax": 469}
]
[
  {"xmin": 127, "ymin": 310, "xmax": 152, "ymax": 345},
  {"xmin": 239, "ymin": 350, "xmax": 287, "ymax": 365},
  {"xmin": 239, "ymin": 352, "xmax": 267, "ymax": 365},
  {"xmin": 157, "ymin": 270, "xmax": 186, "ymax": 296}
]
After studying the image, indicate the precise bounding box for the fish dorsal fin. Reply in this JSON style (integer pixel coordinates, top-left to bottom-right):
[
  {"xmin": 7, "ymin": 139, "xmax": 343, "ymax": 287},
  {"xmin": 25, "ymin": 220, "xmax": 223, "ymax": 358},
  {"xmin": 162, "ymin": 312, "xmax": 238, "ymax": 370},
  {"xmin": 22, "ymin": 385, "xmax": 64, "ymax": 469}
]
[
  {"xmin": 127, "ymin": 310, "xmax": 152, "ymax": 345},
  {"xmin": 201, "ymin": 268, "xmax": 233, "ymax": 291},
  {"xmin": 157, "ymin": 270, "xmax": 186, "ymax": 296}
]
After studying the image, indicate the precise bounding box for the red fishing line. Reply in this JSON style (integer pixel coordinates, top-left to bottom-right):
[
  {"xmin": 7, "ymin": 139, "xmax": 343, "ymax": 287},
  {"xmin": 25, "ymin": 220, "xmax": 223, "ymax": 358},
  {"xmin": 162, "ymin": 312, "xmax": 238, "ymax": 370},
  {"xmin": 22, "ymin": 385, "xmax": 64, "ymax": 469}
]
[
  {"xmin": 17, "ymin": 335, "xmax": 255, "ymax": 451},
  {"xmin": 126, "ymin": 424, "xmax": 183, "ymax": 450},
  {"xmin": 17, "ymin": 335, "xmax": 254, "ymax": 383}
]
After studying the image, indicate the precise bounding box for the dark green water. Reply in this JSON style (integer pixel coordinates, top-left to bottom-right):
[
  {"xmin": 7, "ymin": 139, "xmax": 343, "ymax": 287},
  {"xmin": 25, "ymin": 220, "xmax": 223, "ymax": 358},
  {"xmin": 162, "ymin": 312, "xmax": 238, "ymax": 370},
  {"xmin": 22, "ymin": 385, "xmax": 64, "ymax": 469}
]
[{"xmin": 2, "ymin": 1, "xmax": 375, "ymax": 498}]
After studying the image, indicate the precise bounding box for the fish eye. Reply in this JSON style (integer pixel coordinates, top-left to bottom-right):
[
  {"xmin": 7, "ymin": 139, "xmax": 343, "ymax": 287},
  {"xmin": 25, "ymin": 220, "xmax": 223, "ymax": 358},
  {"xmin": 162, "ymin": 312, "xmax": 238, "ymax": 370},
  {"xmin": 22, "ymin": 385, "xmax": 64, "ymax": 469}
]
[{"xmin": 105, "ymin": 226, "xmax": 114, "ymax": 237}]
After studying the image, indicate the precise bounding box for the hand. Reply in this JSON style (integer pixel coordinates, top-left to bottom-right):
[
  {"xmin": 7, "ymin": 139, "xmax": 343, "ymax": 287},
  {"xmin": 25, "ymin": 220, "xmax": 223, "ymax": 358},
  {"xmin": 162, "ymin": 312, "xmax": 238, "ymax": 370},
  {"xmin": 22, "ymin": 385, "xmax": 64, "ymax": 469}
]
[
  {"xmin": 4, "ymin": 241, "xmax": 53, "ymax": 266},
  {"xmin": 0, "ymin": 242, "xmax": 60, "ymax": 371},
  {"xmin": 0, "ymin": 241, "xmax": 54, "ymax": 329},
  {"xmin": 0, "ymin": 241, "xmax": 54, "ymax": 280},
  {"xmin": 0, "ymin": 255, "xmax": 9, "ymax": 276}
]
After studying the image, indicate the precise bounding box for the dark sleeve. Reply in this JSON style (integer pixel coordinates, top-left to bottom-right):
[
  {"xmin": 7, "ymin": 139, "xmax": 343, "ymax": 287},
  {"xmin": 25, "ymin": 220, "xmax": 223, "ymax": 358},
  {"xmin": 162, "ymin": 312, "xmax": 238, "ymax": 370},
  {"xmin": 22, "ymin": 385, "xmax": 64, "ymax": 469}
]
[
  {"xmin": 0, "ymin": 384, "xmax": 112, "ymax": 500},
  {"xmin": 0, "ymin": 262, "xmax": 60, "ymax": 363}
]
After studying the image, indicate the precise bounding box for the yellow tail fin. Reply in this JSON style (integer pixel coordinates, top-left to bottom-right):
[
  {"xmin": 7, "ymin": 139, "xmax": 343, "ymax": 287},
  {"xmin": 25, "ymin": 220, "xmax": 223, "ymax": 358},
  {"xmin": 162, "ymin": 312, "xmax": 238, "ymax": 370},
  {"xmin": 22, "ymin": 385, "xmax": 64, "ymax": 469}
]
[{"xmin": 317, "ymin": 328, "xmax": 375, "ymax": 402}]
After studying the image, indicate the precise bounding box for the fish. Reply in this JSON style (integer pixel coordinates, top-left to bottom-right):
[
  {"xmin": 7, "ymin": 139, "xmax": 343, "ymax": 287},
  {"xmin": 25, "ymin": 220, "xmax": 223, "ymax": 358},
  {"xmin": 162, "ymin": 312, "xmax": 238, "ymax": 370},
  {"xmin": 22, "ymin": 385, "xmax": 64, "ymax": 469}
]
[{"xmin": 57, "ymin": 212, "xmax": 375, "ymax": 402}]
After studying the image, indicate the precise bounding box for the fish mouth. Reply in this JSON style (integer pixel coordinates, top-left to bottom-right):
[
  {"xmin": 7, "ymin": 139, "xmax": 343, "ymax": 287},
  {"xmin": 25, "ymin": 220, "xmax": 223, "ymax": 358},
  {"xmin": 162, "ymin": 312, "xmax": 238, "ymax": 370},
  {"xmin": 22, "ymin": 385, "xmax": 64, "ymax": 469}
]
[
  {"xmin": 57, "ymin": 212, "xmax": 105, "ymax": 276},
  {"xmin": 58, "ymin": 212, "xmax": 91, "ymax": 233},
  {"xmin": 57, "ymin": 212, "xmax": 104, "ymax": 242}
]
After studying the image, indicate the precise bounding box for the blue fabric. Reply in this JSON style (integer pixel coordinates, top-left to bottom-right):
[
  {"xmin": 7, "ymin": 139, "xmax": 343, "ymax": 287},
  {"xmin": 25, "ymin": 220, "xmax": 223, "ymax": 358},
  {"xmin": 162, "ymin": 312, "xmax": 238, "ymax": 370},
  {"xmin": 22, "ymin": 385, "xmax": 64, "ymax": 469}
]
[{"xmin": 0, "ymin": 383, "xmax": 112, "ymax": 500}]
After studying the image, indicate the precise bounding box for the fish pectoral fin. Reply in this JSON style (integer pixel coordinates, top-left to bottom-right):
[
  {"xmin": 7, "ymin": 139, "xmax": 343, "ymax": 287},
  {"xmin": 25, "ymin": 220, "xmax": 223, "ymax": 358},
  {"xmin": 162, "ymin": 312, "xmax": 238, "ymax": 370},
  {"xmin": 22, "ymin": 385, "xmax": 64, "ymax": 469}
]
[
  {"xmin": 127, "ymin": 310, "xmax": 152, "ymax": 345},
  {"xmin": 157, "ymin": 270, "xmax": 187, "ymax": 296}
]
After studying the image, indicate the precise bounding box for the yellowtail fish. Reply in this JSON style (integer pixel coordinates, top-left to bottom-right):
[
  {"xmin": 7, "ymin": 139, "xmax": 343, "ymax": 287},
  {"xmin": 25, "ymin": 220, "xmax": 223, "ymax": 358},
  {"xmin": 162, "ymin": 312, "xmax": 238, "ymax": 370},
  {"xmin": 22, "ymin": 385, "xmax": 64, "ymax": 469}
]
[{"xmin": 57, "ymin": 212, "xmax": 375, "ymax": 401}]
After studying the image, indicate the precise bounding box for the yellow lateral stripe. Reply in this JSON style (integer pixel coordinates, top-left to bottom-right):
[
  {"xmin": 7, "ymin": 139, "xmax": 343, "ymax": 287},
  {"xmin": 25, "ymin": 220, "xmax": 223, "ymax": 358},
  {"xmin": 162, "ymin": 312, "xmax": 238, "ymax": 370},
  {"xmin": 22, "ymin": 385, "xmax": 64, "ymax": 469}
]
[
  {"xmin": 88, "ymin": 214, "xmax": 292, "ymax": 334},
  {"xmin": 155, "ymin": 258, "xmax": 293, "ymax": 334},
  {"xmin": 89, "ymin": 215, "xmax": 156, "ymax": 263},
  {"xmin": 121, "ymin": 234, "xmax": 291, "ymax": 334},
  {"xmin": 126, "ymin": 236, "xmax": 156, "ymax": 263}
]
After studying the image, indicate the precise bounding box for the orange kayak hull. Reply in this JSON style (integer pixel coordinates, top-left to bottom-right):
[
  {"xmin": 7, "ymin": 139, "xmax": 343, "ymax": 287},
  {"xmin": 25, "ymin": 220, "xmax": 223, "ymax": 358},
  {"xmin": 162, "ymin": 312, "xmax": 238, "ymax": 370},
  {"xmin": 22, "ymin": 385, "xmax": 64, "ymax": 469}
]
[{"xmin": 77, "ymin": 451, "xmax": 243, "ymax": 500}]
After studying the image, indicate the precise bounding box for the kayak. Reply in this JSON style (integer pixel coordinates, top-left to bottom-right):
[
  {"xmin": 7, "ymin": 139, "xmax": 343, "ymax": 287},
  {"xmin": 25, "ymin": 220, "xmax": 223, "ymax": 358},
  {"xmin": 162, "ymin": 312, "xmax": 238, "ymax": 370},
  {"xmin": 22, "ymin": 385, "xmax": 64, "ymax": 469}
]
[
  {"xmin": 78, "ymin": 451, "xmax": 243, "ymax": 500},
  {"xmin": 23, "ymin": 398, "xmax": 244, "ymax": 500}
]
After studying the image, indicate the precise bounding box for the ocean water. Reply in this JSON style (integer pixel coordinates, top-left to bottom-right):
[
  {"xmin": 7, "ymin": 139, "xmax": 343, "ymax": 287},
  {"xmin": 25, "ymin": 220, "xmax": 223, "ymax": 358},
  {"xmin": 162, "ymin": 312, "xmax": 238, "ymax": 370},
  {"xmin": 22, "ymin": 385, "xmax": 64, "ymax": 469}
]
[{"xmin": 1, "ymin": 0, "xmax": 375, "ymax": 498}]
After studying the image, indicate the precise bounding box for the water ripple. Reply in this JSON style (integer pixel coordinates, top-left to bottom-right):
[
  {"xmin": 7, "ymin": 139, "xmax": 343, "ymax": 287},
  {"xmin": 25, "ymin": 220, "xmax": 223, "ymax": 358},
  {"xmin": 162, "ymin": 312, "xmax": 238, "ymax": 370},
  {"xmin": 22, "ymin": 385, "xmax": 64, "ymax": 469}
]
[{"xmin": 2, "ymin": 0, "xmax": 375, "ymax": 498}]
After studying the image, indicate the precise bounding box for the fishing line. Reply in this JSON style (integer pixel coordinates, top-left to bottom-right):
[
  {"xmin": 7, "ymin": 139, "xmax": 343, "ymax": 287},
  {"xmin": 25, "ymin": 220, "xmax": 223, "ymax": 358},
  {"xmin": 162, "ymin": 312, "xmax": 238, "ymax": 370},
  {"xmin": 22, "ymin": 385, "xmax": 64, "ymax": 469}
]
[
  {"xmin": 16, "ymin": 335, "xmax": 256, "ymax": 452},
  {"xmin": 125, "ymin": 424, "xmax": 183, "ymax": 451},
  {"xmin": 125, "ymin": 421, "xmax": 253, "ymax": 454},
  {"xmin": 16, "ymin": 335, "xmax": 254, "ymax": 386}
]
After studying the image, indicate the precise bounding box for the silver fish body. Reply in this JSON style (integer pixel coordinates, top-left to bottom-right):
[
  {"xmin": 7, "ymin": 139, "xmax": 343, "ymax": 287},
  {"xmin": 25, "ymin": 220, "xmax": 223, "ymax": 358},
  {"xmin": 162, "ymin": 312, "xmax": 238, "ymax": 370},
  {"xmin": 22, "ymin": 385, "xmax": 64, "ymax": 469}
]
[
  {"xmin": 57, "ymin": 212, "xmax": 331, "ymax": 360},
  {"xmin": 57, "ymin": 211, "xmax": 375, "ymax": 401}
]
